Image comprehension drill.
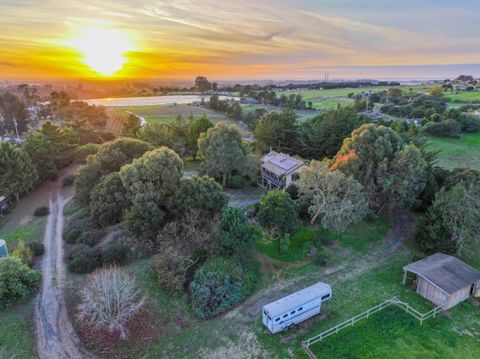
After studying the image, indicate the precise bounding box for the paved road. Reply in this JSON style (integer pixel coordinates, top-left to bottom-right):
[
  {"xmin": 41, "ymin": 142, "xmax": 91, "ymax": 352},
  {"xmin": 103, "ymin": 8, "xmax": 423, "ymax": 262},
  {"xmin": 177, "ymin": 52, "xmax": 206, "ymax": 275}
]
[{"xmin": 34, "ymin": 191, "xmax": 94, "ymax": 359}]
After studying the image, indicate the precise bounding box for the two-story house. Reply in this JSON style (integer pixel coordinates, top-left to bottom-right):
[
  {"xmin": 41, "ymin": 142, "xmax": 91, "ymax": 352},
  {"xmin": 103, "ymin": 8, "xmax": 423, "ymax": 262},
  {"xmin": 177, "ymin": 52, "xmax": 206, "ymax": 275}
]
[{"xmin": 260, "ymin": 151, "xmax": 306, "ymax": 190}]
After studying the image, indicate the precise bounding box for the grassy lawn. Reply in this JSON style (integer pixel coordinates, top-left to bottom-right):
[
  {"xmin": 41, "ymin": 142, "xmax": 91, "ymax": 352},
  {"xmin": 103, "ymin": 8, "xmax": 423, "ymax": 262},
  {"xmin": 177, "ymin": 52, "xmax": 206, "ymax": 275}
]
[
  {"xmin": 117, "ymin": 104, "xmax": 230, "ymax": 125},
  {"xmin": 256, "ymin": 216, "xmax": 389, "ymax": 263},
  {"xmin": 0, "ymin": 217, "xmax": 46, "ymax": 247},
  {"xmin": 428, "ymin": 133, "xmax": 480, "ymax": 171},
  {"xmin": 0, "ymin": 302, "xmax": 36, "ymax": 359},
  {"xmin": 257, "ymin": 252, "xmax": 480, "ymax": 358},
  {"xmin": 444, "ymin": 90, "xmax": 480, "ymax": 103}
]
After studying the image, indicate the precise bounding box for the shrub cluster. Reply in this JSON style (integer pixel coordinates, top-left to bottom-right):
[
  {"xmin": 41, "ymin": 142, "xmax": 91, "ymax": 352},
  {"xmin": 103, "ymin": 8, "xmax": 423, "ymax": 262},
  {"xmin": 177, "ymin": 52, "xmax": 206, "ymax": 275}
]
[
  {"xmin": 0, "ymin": 257, "xmax": 41, "ymax": 308},
  {"xmin": 67, "ymin": 242, "xmax": 131, "ymax": 274},
  {"xmin": 189, "ymin": 256, "xmax": 258, "ymax": 319},
  {"xmin": 62, "ymin": 174, "xmax": 75, "ymax": 187},
  {"xmin": 33, "ymin": 205, "xmax": 49, "ymax": 217}
]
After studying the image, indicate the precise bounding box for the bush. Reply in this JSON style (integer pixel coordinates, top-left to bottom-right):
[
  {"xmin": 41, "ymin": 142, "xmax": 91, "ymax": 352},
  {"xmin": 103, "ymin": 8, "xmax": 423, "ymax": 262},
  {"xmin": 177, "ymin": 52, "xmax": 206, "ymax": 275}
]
[
  {"xmin": 33, "ymin": 205, "xmax": 49, "ymax": 217},
  {"xmin": 77, "ymin": 266, "xmax": 145, "ymax": 339},
  {"xmin": 226, "ymin": 175, "xmax": 248, "ymax": 189},
  {"xmin": 90, "ymin": 172, "xmax": 129, "ymax": 227},
  {"xmin": 77, "ymin": 228, "xmax": 104, "ymax": 247},
  {"xmin": 74, "ymin": 143, "xmax": 100, "ymax": 163},
  {"xmin": 218, "ymin": 207, "xmax": 257, "ymax": 254},
  {"xmin": 424, "ymin": 120, "xmax": 461, "ymax": 138},
  {"xmin": 67, "ymin": 245, "xmax": 102, "ymax": 274},
  {"xmin": 279, "ymin": 235, "xmax": 290, "ymax": 254},
  {"xmin": 26, "ymin": 241, "xmax": 45, "ymax": 256},
  {"xmin": 64, "ymin": 213, "xmax": 98, "ymax": 244},
  {"xmin": 151, "ymin": 252, "xmax": 186, "ymax": 293},
  {"xmin": 259, "ymin": 189, "xmax": 299, "ymax": 236},
  {"xmin": 0, "ymin": 257, "xmax": 41, "ymax": 308},
  {"xmin": 101, "ymin": 241, "xmax": 130, "ymax": 266},
  {"xmin": 62, "ymin": 174, "xmax": 75, "ymax": 187},
  {"xmin": 285, "ymin": 183, "xmax": 299, "ymax": 200},
  {"xmin": 189, "ymin": 256, "xmax": 257, "ymax": 319},
  {"xmin": 11, "ymin": 242, "xmax": 34, "ymax": 267}
]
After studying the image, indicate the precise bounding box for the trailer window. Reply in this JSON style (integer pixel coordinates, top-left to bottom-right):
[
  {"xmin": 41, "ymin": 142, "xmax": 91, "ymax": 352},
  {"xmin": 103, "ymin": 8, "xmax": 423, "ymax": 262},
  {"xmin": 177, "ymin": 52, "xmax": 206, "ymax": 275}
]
[
  {"xmin": 298, "ymin": 307, "xmax": 303, "ymax": 311},
  {"xmin": 275, "ymin": 317, "xmax": 280, "ymax": 322},
  {"xmin": 321, "ymin": 294, "xmax": 331, "ymax": 300},
  {"xmin": 290, "ymin": 310, "xmax": 296, "ymax": 315},
  {"xmin": 283, "ymin": 314, "xmax": 288, "ymax": 318}
]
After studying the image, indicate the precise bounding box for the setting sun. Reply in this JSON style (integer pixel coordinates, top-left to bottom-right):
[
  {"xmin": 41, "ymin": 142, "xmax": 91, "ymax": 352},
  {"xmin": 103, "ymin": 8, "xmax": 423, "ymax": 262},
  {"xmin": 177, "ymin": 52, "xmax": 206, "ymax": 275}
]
[{"xmin": 68, "ymin": 27, "xmax": 134, "ymax": 76}]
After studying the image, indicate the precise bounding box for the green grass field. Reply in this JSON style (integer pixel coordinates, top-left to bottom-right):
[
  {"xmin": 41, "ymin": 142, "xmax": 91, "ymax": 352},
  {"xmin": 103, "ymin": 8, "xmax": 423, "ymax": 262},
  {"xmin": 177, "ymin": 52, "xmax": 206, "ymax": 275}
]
[
  {"xmin": 117, "ymin": 104, "xmax": 230, "ymax": 125},
  {"xmin": 444, "ymin": 90, "xmax": 480, "ymax": 103},
  {"xmin": 277, "ymin": 85, "xmax": 429, "ymax": 110},
  {"xmin": 428, "ymin": 133, "xmax": 480, "ymax": 171},
  {"xmin": 255, "ymin": 216, "xmax": 389, "ymax": 263},
  {"xmin": 0, "ymin": 303, "xmax": 36, "ymax": 359},
  {"xmin": 0, "ymin": 218, "xmax": 46, "ymax": 246}
]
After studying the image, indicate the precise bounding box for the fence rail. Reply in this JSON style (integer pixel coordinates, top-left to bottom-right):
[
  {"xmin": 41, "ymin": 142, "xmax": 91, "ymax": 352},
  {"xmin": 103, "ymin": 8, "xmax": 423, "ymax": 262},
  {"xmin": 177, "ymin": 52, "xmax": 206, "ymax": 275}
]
[{"xmin": 301, "ymin": 297, "xmax": 443, "ymax": 359}]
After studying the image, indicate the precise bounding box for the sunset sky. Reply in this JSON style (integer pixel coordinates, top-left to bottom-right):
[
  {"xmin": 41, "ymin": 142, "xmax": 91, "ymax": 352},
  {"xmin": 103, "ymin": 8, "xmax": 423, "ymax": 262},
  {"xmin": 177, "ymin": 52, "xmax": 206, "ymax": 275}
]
[{"xmin": 1, "ymin": 0, "xmax": 479, "ymax": 81}]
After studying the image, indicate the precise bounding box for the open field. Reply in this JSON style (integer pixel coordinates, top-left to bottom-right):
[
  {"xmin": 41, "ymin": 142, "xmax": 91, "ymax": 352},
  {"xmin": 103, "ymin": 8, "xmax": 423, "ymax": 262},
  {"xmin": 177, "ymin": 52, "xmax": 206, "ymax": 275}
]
[
  {"xmin": 116, "ymin": 104, "xmax": 230, "ymax": 125},
  {"xmin": 428, "ymin": 133, "xmax": 480, "ymax": 171},
  {"xmin": 115, "ymin": 104, "xmax": 252, "ymax": 138},
  {"xmin": 444, "ymin": 90, "xmax": 480, "ymax": 103},
  {"xmin": 0, "ymin": 302, "xmax": 36, "ymax": 359},
  {"xmin": 255, "ymin": 215, "xmax": 389, "ymax": 262},
  {"xmin": 277, "ymin": 85, "xmax": 429, "ymax": 110}
]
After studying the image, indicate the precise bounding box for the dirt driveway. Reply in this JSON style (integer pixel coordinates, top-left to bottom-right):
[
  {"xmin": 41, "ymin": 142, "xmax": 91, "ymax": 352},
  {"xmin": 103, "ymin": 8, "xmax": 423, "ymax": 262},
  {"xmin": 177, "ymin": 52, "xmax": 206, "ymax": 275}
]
[{"xmin": 34, "ymin": 170, "xmax": 94, "ymax": 359}]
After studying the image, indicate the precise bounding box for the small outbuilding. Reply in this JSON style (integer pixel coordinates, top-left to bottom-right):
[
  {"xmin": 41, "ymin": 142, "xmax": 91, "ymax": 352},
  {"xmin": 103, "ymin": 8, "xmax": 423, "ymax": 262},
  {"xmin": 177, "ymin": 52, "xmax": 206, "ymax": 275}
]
[{"xmin": 403, "ymin": 253, "xmax": 480, "ymax": 309}]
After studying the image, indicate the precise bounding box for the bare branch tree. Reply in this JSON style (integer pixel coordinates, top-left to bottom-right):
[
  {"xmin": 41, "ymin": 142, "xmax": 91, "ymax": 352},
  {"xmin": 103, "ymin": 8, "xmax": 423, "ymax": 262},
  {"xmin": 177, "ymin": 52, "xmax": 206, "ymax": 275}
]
[{"xmin": 77, "ymin": 266, "xmax": 145, "ymax": 339}]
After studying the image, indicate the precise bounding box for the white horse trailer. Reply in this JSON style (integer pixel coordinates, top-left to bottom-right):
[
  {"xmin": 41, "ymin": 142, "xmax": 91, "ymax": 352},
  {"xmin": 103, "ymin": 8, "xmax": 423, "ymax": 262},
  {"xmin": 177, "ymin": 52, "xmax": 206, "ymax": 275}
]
[{"xmin": 262, "ymin": 282, "xmax": 332, "ymax": 334}]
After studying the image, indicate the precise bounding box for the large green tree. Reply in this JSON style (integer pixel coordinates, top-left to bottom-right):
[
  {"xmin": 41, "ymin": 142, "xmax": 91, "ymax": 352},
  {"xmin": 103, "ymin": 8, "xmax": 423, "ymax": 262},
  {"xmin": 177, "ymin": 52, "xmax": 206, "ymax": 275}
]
[
  {"xmin": 175, "ymin": 176, "xmax": 227, "ymax": 217},
  {"xmin": 300, "ymin": 108, "xmax": 367, "ymax": 159},
  {"xmin": 24, "ymin": 132, "xmax": 57, "ymax": 182},
  {"xmin": 198, "ymin": 122, "xmax": 247, "ymax": 186},
  {"xmin": 89, "ymin": 172, "xmax": 130, "ymax": 226},
  {"xmin": 76, "ymin": 138, "xmax": 151, "ymax": 205},
  {"xmin": 332, "ymin": 124, "xmax": 427, "ymax": 211},
  {"xmin": 119, "ymin": 147, "xmax": 183, "ymax": 240},
  {"xmin": 415, "ymin": 181, "xmax": 480, "ymax": 254},
  {"xmin": 0, "ymin": 92, "xmax": 29, "ymax": 135},
  {"xmin": 258, "ymin": 189, "xmax": 299, "ymax": 236},
  {"xmin": 297, "ymin": 161, "xmax": 368, "ymax": 232},
  {"xmin": 0, "ymin": 142, "xmax": 38, "ymax": 200},
  {"xmin": 187, "ymin": 115, "xmax": 214, "ymax": 160},
  {"xmin": 253, "ymin": 110, "xmax": 298, "ymax": 153}
]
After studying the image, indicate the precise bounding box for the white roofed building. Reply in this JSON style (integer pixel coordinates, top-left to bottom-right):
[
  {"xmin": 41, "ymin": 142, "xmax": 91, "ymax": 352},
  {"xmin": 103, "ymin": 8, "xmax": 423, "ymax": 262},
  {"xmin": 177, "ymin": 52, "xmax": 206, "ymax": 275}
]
[{"xmin": 260, "ymin": 151, "xmax": 307, "ymax": 190}]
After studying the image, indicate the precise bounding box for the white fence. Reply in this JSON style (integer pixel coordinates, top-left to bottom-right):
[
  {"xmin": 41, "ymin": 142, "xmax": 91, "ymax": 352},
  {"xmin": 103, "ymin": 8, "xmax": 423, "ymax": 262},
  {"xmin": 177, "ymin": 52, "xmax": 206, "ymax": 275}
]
[{"xmin": 301, "ymin": 297, "xmax": 443, "ymax": 359}]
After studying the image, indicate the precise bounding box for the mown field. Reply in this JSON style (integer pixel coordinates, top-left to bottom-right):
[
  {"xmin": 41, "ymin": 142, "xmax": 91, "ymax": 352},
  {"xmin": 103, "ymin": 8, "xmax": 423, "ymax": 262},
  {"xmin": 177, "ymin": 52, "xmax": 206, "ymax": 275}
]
[
  {"xmin": 276, "ymin": 85, "xmax": 429, "ymax": 110},
  {"xmin": 116, "ymin": 104, "xmax": 252, "ymax": 138},
  {"xmin": 428, "ymin": 133, "xmax": 480, "ymax": 171}
]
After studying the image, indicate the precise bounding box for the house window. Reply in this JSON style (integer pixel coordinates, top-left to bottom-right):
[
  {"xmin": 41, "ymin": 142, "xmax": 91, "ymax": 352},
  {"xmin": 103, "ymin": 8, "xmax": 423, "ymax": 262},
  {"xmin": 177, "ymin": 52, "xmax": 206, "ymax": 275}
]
[{"xmin": 291, "ymin": 173, "xmax": 300, "ymax": 181}]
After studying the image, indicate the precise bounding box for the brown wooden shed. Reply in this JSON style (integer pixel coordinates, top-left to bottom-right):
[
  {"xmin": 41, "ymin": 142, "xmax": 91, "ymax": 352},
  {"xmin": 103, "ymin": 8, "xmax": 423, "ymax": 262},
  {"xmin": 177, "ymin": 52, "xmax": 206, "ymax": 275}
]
[{"xmin": 403, "ymin": 253, "xmax": 480, "ymax": 309}]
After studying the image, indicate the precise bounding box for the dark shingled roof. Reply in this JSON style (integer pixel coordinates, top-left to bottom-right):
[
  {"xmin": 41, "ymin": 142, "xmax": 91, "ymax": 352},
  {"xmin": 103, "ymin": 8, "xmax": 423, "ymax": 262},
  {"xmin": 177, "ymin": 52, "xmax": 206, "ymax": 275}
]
[{"xmin": 403, "ymin": 253, "xmax": 480, "ymax": 295}]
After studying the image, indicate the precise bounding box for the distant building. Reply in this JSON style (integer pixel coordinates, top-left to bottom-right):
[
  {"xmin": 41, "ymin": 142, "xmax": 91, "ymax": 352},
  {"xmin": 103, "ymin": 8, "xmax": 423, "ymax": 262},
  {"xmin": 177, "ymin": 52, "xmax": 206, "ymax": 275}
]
[
  {"xmin": 403, "ymin": 253, "xmax": 480, "ymax": 309},
  {"xmin": 260, "ymin": 151, "xmax": 307, "ymax": 190}
]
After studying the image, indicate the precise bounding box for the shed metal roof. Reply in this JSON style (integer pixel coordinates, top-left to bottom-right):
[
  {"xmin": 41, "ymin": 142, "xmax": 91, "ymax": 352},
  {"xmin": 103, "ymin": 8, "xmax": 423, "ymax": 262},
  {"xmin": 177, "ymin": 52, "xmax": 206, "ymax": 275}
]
[
  {"xmin": 403, "ymin": 253, "xmax": 480, "ymax": 295},
  {"xmin": 263, "ymin": 282, "xmax": 331, "ymax": 317}
]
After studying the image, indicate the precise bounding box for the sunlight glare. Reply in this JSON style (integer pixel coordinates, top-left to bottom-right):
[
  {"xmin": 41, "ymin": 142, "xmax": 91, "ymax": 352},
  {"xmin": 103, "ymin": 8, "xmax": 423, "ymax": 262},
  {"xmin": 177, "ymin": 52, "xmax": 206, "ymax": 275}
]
[{"xmin": 69, "ymin": 27, "xmax": 134, "ymax": 76}]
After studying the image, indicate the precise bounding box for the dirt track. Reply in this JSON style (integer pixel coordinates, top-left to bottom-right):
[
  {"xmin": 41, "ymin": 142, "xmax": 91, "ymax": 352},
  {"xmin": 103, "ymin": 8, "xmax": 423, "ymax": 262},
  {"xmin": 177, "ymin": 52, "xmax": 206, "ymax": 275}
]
[{"xmin": 34, "ymin": 185, "xmax": 94, "ymax": 358}]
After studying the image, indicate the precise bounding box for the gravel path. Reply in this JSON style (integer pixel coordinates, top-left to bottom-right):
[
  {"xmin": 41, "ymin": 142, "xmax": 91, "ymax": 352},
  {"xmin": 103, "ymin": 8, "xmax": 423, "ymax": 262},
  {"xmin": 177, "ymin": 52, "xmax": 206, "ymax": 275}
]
[{"xmin": 34, "ymin": 190, "xmax": 94, "ymax": 359}]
